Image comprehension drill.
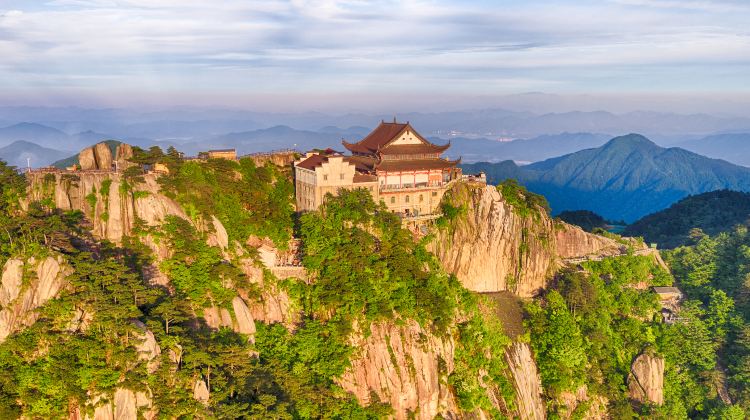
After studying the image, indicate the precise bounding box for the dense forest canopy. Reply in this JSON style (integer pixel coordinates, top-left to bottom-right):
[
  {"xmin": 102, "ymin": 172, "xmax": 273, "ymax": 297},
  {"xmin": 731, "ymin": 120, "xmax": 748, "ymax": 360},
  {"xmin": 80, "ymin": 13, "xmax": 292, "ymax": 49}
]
[{"xmin": 625, "ymin": 190, "xmax": 750, "ymax": 249}]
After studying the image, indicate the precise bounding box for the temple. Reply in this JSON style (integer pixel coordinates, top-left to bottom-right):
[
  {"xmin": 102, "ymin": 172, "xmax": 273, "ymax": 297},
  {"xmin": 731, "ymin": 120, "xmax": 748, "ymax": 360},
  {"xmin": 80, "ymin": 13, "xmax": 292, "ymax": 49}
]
[{"xmin": 294, "ymin": 120, "xmax": 463, "ymax": 218}]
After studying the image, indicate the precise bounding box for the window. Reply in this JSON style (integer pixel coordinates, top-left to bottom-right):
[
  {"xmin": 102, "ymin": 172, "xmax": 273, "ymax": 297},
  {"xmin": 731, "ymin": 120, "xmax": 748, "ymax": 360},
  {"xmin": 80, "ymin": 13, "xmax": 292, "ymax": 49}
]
[
  {"xmin": 419, "ymin": 194, "xmax": 424, "ymax": 202},
  {"xmin": 432, "ymin": 191, "xmax": 437, "ymax": 197},
  {"xmin": 390, "ymin": 196, "xmax": 396, "ymax": 204},
  {"xmin": 323, "ymin": 175, "xmax": 328, "ymax": 181},
  {"xmin": 340, "ymin": 173, "xmax": 344, "ymax": 180},
  {"xmin": 405, "ymin": 195, "xmax": 410, "ymax": 203}
]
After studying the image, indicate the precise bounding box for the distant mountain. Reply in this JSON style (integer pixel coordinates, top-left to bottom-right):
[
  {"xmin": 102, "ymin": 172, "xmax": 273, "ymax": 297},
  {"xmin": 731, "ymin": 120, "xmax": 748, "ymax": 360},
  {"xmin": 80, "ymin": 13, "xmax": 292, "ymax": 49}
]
[
  {"xmin": 2, "ymin": 106, "xmax": 748, "ymax": 142},
  {"xmin": 0, "ymin": 123, "xmax": 71, "ymax": 148},
  {"xmin": 624, "ymin": 190, "xmax": 750, "ymax": 248},
  {"xmin": 462, "ymin": 134, "xmax": 750, "ymax": 222},
  {"xmin": 677, "ymin": 133, "xmax": 750, "ymax": 167},
  {"xmin": 0, "ymin": 140, "xmax": 70, "ymax": 168},
  {"xmin": 442, "ymin": 132, "xmax": 611, "ymax": 163}
]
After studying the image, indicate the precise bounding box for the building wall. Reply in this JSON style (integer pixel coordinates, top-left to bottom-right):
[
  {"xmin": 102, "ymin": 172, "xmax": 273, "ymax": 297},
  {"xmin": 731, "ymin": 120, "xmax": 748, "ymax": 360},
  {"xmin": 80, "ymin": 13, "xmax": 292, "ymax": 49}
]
[
  {"xmin": 294, "ymin": 155, "xmax": 455, "ymax": 216},
  {"xmin": 380, "ymin": 186, "xmax": 446, "ymax": 215},
  {"xmin": 207, "ymin": 150, "xmax": 237, "ymax": 160},
  {"xmin": 295, "ymin": 156, "xmax": 368, "ymax": 211}
]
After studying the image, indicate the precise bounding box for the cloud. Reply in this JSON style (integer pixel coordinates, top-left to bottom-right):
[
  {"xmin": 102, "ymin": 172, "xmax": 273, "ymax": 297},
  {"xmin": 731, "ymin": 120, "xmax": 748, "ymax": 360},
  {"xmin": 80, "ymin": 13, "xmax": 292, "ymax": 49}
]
[
  {"xmin": 0, "ymin": 10, "xmax": 23, "ymax": 17},
  {"xmin": 0, "ymin": 0, "xmax": 748, "ymax": 105},
  {"xmin": 611, "ymin": 0, "xmax": 750, "ymax": 13}
]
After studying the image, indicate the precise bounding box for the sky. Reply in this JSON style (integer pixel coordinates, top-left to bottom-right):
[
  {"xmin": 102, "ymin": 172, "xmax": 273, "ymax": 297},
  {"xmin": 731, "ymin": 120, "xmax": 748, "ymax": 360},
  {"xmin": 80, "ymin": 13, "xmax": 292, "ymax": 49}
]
[{"xmin": 0, "ymin": 0, "xmax": 749, "ymax": 113}]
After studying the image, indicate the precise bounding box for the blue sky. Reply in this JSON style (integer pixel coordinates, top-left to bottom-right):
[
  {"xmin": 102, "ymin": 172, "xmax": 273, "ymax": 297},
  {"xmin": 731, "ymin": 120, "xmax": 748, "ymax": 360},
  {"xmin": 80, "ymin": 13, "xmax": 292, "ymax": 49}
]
[{"xmin": 0, "ymin": 0, "xmax": 749, "ymax": 112}]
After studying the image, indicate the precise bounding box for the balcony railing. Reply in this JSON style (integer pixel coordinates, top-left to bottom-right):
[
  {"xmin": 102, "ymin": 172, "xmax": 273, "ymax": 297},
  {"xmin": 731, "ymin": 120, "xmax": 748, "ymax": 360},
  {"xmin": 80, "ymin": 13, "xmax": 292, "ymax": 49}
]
[{"xmin": 380, "ymin": 181, "xmax": 444, "ymax": 191}]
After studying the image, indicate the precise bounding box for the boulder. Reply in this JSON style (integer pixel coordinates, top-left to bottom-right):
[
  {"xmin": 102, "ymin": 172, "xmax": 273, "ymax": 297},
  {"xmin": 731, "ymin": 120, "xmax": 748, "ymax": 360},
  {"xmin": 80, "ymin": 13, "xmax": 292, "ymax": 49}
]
[
  {"xmin": 94, "ymin": 142, "xmax": 113, "ymax": 170},
  {"xmin": 79, "ymin": 146, "xmax": 97, "ymax": 170}
]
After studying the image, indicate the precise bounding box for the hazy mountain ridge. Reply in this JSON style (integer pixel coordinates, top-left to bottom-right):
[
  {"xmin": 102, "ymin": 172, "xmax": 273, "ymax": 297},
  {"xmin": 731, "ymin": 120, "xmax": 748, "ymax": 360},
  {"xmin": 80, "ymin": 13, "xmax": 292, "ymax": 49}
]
[
  {"xmin": 676, "ymin": 133, "xmax": 750, "ymax": 167},
  {"xmin": 462, "ymin": 134, "xmax": 750, "ymax": 222},
  {"xmin": 0, "ymin": 140, "xmax": 71, "ymax": 168},
  {"xmin": 2, "ymin": 106, "xmax": 749, "ymax": 143}
]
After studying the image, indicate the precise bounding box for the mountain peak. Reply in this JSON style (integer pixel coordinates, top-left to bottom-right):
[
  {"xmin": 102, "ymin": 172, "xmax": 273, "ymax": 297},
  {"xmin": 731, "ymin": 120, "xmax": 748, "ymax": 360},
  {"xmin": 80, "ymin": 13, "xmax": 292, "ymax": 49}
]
[{"xmin": 603, "ymin": 133, "xmax": 656, "ymax": 149}]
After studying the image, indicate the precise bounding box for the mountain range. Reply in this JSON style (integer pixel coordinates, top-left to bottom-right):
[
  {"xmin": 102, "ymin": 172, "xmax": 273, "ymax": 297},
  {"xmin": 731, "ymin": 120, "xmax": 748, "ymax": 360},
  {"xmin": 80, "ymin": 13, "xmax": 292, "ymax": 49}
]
[
  {"xmin": 0, "ymin": 140, "xmax": 71, "ymax": 168},
  {"xmin": 675, "ymin": 133, "xmax": 750, "ymax": 167},
  {"xmin": 2, "ymin": 105, "xmax": 750, "ymax": 142},
  {"xmin": 462, "ymin": 134, "xmax": 750, "ymax": 222}
]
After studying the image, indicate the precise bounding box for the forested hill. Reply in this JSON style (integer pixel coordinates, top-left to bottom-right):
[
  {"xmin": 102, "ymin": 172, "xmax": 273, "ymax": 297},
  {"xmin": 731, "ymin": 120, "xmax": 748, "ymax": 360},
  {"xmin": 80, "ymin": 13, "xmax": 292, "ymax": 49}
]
[
  {"xmin": 461, "ymin": 134, "xmax": 750, "ymax": 222},
  {"xmin": 1, "ymin": 142, "xmax": 748, "ymax": 418},
  {"xmin": 624, "ymin": 190, "xmax": 750, "ymax": 248}
]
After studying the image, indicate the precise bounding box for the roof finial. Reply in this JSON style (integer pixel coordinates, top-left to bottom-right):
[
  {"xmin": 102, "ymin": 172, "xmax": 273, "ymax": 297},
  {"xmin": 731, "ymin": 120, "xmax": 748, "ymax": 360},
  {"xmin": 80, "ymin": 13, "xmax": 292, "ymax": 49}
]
[{"xmin": 393, "ymin": 116, "xmax": 397, "ymax": 123}]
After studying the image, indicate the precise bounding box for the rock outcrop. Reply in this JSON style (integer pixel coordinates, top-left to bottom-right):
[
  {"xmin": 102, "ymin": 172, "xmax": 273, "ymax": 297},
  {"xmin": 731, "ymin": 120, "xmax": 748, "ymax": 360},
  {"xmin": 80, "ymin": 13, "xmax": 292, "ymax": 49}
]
[
  {"xmin": 94, "ymin": 143, "xmax": 113, "ymax": 171},
  {"xmin": 0, "ymin": 256, "xmax": 69, "ymax": 342},
  {"xmin": 628, "ymin": 352, "xmax": 665, "ymax": 405},
  {"xmin": 78, "ymin": 388, "xmax": 155, "ymax": 420},
  {"xmin": 79, "ymin": 146, "xmax": 98, "ymax": 170},
  {"xmin": 506, "ymin": 342, "xmax": 546, "ymax": 420},
  {"xmin": 338, "ymin": 320, "xmax": 459, "ymax": 419},
  {"xmin": 202, "ymin": 297, "xmax": 257, "ymax": 338},
  {"xmin": 115, "ymin": 143, "xmax": 136, "ymax": 171},
  {"xmin": 431, "ymin": 183, "xmax": 621, "ymax": 297},
  {"xmin": 26, "ymin": 172, "xmax": 188, "ymax": 244},
  {"xmin": 79, "ymin": 141, "xmax": 115, "ymax": 170},
  {"xmin": 194, "ymin": 380, "xmax": 210, "ymax": 405}
]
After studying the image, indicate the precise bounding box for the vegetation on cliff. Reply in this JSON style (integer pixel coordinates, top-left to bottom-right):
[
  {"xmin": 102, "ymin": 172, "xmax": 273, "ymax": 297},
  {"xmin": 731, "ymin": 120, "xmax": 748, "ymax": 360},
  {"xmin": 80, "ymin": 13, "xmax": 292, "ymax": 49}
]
[
  {"xmin": 528, "ymin": 251, "xmax": 747, "ymax": 418},
  {"xmin": 665, "ymin": 226, "xmax": 750, "ymax": 416},
  {"xmin": 7, "ymin": 150, "xmax": 750, "ymax": 418},
  {"xmin": 158, "ymin": 155, "xmax": 294, "ymax": 248},
  {"xmin": 296, "ymin": 188, "xmax": 515, "ymax": 415}
]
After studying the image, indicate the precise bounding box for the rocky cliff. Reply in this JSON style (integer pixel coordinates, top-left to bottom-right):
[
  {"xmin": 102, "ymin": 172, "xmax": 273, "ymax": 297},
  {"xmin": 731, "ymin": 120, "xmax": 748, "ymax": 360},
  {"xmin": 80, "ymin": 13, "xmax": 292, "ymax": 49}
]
[
  {"xmin": 338, "ymin": 320, "xmax": 460, "ymax": 419},
  {"xmin": 628, "ymin": 352, "xmax": 665, "ymax": 405},
  {"xmin": 26, "ymin": 172, "xmax": 187, "ymax": 244},
  {"xmin": 506, "ymin": 342, "xmax": 546, "ymax": 420},
  {"xmin": 0, "ymin": 256, "xmax": 70, "ymax": 342},
  {"xmin": 431, "ymin": 183, "xmax": 622, "ymax": 297}
]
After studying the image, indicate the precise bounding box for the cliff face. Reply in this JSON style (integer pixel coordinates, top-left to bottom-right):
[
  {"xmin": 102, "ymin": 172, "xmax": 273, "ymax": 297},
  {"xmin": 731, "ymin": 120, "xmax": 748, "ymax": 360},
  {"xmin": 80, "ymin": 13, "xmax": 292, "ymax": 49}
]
[
  {"xmin": 26, "ymin": 172, "xmax": 187, "ymax": 244},
  {"xmin": 431, "ymin": 184, "xmax": 621, "ymax": 297},
  {"xmin": 628, "ymin": 352, "xmax": 665, "ymax": 405},
  {"xmin": 0, "ymin": 256, "xmax": 70, "ymax": 342},
  {"xmin": 338, "ymin": 320, "xmax": 460, "ymax": 419},
  {"xmin": 506, "ymin": 342, "xmax": 546, "ymax": 420}
]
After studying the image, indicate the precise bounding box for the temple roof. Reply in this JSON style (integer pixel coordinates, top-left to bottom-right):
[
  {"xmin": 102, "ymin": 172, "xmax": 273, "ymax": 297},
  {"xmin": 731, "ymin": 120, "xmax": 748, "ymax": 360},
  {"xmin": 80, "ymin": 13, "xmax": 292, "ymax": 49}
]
[
  {"xmin": 342, "ymin": 120, "xmax": 447, "ymax": 155},
  {"xmin": 295, "ymin": 149, "xmax": 342, "ymax": 170},
  {"xmin": 345, "ymin": 155, "xmax": 378, "ymax": 171},
  {"xmin": 374, "ymin": 158, "xmax": 460, "ymax": 172},
  {"xmin": 378, "ymin": 143, "xmax": 450, "ymax": 155},
  {"xmin": 295, "ymin": 154, "xmax": 329, "ymax": 170}
]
